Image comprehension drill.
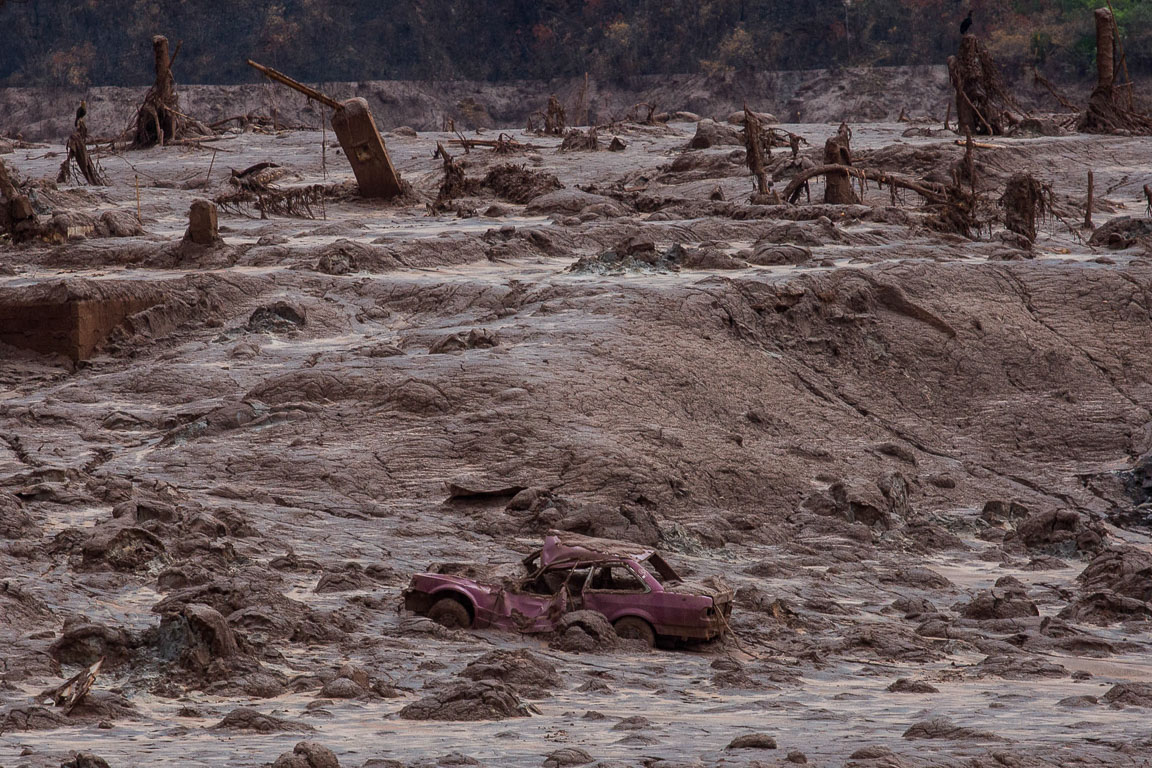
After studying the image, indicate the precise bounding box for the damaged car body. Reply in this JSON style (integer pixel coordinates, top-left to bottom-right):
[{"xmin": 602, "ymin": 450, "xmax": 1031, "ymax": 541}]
[{"xmin": 403, "ymin": 531, "xmax": 733, "ymax": 647}]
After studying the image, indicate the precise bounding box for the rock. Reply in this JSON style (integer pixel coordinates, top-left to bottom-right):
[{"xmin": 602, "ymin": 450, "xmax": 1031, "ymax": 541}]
[
  {"xmin": 272, "ymin": 742, "xmax": 341, "ymax": 768},
  {"xmin": 726, "ymin": 733, "xmax": 777, "ymax": 749},
  {"xmin": 886, "ymin": 678, "xmax": 939, "ymax": 693},
  {"xmin": 213, "ymin": 707, "xmax": 313, "ymax": 733},
  {"xmin": 98, "ymin": 210, "xmax": 144, "ymax": 238},
  {"xmin": 611, "ymin": 715, "xmax": 651, "ymax": 731},
  {"xmin": 902, "ymin": 716, "xmax": 1004, "ymax": 741},
  {"xmin": 392, "ymin": 126, "xmax": 418, "ymax": 137},
  {"xmin": 398, "ymin": 679, "xmax": 531, "ymax": 721},
  {"xmin": 1005, "ymin": 509, "xmax": 1105, "ymax": 556},
  {"xmin": 50, "ymin": 620, "xmax": 136, "ymax": 668},
  {"xmin": 687, "ymin": 120, "xmax": 744, "ymax": 149},
  {"xmin": 1102, "ymin": 682, "xmax": 1152, "ymax": 707},
  {"xmin": 727, "ymin": 110, "xmax": 777, "ymax": 125},
  {"xmin": 459, "ymin": 649, "xmax": 559, "ymax": 696},
  {"xmin": 319, "ymin": 677, "xmax": 365, "ymax": 699},
  {"xmin": 81, "ymin": 526, "xmax": 165, "ymax": 571},
  {"xmin": 542, "ymin": 747, "xmax": 593, "ymax": 767},
  {"xmin": 429, "ymin": 328, "xmax": 499, "ymax": 354},
  {"xmin": 1056, "ymin": 695, "xmax": 1099, "ymax": 708},
  {"xmin": 959, "ymin": 576, "xmax": 1038, "ymax": 620},
  {"xmin": 786, "ymin": 751, "xmax": 808, "ymax": 764},
  {"xmin": 248, "ymin": 301, "xmax": 306, "ymax": 333},
  {"xmin": 976, "ymin": 655, "xmax": 1066, "ymax": 679},
  {"xmin": 185, "ymin": 199, "xmax": 220, "ymax": 245},
  {"xmin": 1088, "ymin": 216, "xmax": 1152, "ymax": 249},
  {"xmin": 61, "ymin": 754, "xmax": 112, "ymax": 768},
  {"xmin": 980, "ymin": 500, "xmax": 1031, "ymax": 524}
]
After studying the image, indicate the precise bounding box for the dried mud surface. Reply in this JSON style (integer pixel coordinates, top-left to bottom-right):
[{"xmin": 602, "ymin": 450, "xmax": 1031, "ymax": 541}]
[{"xmin": 3, "ymin": 118, "xmax": 1152, "ymax": 768}]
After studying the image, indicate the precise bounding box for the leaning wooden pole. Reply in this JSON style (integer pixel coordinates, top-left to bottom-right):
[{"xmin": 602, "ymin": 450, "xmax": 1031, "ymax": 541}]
[{"xmin": 246, "ymin": 60, "xmax": 403, "ymax": 199}]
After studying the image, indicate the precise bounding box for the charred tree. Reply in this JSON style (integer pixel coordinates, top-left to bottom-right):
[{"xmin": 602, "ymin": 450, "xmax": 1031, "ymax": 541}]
[{"xmin": 822, "ymin": 125, "xmax": 858, "ymax": 204}]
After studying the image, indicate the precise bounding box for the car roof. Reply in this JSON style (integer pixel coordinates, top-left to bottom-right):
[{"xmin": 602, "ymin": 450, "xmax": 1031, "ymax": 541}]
[{"xmin": 538, "ymin": 530, "xmax": 655, "ymax": 568}]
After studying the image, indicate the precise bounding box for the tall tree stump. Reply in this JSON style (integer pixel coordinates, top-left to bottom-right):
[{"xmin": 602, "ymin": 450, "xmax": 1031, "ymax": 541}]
[
  {"xmin": 822, "ymin": 126, "xmax": 858, "ymax": 205},
  {"xmin": 134, "ymin": 36, "xmax": 182, "ymax": 147}
]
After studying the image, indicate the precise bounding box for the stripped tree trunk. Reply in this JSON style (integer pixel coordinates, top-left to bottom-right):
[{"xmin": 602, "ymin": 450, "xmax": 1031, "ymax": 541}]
[
  {"xmin": 822, "ymin": 125, "xmax": 858, "ymax": 204},
  {"xmin": 134, "ymin": 36, "xmax": 181, "ymax": 147}
]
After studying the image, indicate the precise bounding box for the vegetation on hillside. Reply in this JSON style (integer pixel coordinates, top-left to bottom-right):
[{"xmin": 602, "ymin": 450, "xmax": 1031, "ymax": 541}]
[{"xmin": 0, "ymin": 0, "xmax": 1147, "ymax": 87}]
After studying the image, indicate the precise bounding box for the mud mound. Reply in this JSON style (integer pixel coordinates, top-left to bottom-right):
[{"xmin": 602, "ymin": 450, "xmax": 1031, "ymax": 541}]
[
  {"xmin": 272, "ymin": 742, "xmax": 341, "ymax": 768},
  {"xmin": 459, "ymin": 649, "xmax": 559, "ymax": 697},
  {"xmin": 481, "ymin": 165, "xmax": 563, "ymax": 204},
  {"xmin": 398, "ymin": 679, "xmax": 531, "ymax": 721},
  {"xmin": 214, "ymin": 707, "xmax": 313, "ymax": 733},
  {"xmin": 551, "ymin": 611, "xmax": 621, "ymax": 653}
]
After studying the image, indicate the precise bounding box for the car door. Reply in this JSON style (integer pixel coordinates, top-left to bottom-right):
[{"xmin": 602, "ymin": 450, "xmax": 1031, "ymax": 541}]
[{"xmin": 582, "ymin": 561, "xmax": 651, "ymax": 622}]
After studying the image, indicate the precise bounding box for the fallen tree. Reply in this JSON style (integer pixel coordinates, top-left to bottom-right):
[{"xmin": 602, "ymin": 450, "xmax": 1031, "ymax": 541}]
[{"xmin": 781, "ymin": 165, "xmax": 947, "ymax": 206}]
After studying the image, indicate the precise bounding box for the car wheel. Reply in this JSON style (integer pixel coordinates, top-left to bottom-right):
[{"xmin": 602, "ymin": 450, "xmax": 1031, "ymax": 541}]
[
  {"xmin": 613, "ymin": 616, "xmax": 655, "ymax": 648},
  {"xmin": 428, "ymin": 597, "xmax": 472, "ymax": 629}
]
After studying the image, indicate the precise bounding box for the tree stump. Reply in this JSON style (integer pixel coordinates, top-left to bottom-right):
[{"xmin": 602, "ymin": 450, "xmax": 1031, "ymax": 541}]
[
  {"xmin": 822, "ymin": 126, "xmax": 858, "ymax": 205},
  {"xmin": 1075, "ymin": 8, "xmax": 1151, "ymax": 133},
  {"xmin": 185, "ymin": 199, "xmax": 220, "ymax": 245},
  {"xmin": 134, "ymin": 36, "xmax": 182, "ymax": 148},
  {"xmin": 1000, "ymin": 173, "xmax": 1046, "ymax": 244}
]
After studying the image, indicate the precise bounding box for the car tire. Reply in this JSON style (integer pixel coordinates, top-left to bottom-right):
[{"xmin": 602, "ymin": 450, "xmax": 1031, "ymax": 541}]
[
  {"xmin": 428, "ymin": 597, "xmax": 472, "ymax": 629},
  {"xmin": 613, "ymin": 616, "xmax": 655, "ymax": 647}
]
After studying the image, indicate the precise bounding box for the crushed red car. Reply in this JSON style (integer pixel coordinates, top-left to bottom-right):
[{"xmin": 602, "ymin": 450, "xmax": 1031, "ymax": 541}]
[{"xmin": 403, "ymin": 531, "xmax": 733, "ymax": 647}]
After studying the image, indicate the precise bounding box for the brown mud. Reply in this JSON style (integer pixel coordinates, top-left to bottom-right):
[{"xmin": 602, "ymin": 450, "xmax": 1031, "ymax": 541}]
[{"xmin": 2, "ymin": 115, "xmax": 1152, "ymax": 768}]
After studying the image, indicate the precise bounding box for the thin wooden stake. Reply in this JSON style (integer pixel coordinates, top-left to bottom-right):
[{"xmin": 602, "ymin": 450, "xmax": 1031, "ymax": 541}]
[
  {"xmin": 135, "ymin": 174, "xmax": 141, "ymax": 223},
  {"xmin": 205, "ymin": 148, "xmax": 217, "ymax": 188},
  {"xmin": 1084, "ymin": 170, "xmax": 1094, "ymax": 230}
]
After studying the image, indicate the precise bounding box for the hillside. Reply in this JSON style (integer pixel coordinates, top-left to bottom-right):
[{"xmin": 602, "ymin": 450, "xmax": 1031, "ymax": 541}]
[{"xmin": 0, "ymin": 0, "xmax": 1149, "ymax": 88}]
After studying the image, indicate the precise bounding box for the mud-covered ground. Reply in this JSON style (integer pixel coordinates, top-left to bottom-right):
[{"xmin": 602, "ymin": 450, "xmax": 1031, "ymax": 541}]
[{"xmin": 3, "ymin": 113, "xmax": 1152, "ymax": 768}]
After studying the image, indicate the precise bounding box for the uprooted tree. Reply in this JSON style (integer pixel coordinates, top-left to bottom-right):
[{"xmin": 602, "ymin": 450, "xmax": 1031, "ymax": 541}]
[
  {"xmin": 58, "ymin": 115, "xmax": 106, "ymax": 186},
  {"xmin": 948, "ymin": 34, "xmax": 1021, "ymax": 136}
]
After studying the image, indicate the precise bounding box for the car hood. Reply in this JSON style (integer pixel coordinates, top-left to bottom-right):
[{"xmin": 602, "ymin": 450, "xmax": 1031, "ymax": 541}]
[{"xmin": 664, "ymin": 576, "xmax": 733, "ymax": 602}]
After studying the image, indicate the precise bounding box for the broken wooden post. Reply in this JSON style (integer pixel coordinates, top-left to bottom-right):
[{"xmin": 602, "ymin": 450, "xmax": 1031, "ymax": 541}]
[
  {"xmin": 185, "ymin": 199, "xmax": 220, "ymax": 245},
  {"xmin": 743, "ymin": 106, "xmax": 768, "ymax": 196},
  {"xmin": 247, "ymin": 60, "xmax": 403, "ymax": 199},
  {"xmin": 822, "ymin": 125, "xmax": 858, "ymax": 204}
]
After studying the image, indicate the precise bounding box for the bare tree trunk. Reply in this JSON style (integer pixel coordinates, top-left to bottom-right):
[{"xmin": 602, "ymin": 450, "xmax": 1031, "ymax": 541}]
[
  {"xmin": 134, "ymin": 35, "xmax": 182, "ymax": 147},
  {"xmin": 1095, "ymin": 7, "xmax": 1114, "ymax": 89},
  {"xmin": 1075, "ymin": 8, "xmax": 1152, "ymax": 133},
  {"xmin": 743, "ymin": 107, "xmax": 768, "ymax": 195},
  {"xmin": 822, "ymin": 125, "xmax": 858, "ymax": 204}
]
